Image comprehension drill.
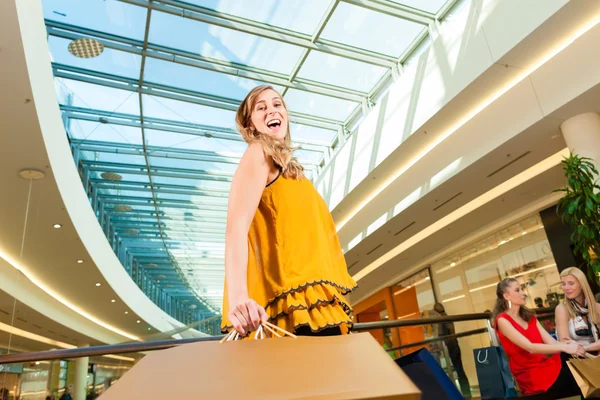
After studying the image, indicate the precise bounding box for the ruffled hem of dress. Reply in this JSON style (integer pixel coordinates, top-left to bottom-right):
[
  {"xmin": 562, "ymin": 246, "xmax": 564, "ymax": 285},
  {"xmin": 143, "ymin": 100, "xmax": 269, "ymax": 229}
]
[
  {"xmin": 221, "ymin": 281, "xmax": 355, "ymax": 334},
  {"xmin": 263, "ymin": 279, "xmax": 357, "ymax": 310}
]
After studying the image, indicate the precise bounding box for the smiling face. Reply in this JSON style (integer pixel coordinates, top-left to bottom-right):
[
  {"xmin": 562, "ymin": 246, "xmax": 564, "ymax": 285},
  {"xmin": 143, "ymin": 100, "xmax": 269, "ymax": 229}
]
[
  {"xmin": 503, "ymin": 280, "xmax": 527, "ymax": 306},
  {"xmin": 249, "ymin": 89, "xmax": 288, "ymax": 141},
  {"xmin": 561, "ymin": 274, "xmax": 583, "ymax": 300}
]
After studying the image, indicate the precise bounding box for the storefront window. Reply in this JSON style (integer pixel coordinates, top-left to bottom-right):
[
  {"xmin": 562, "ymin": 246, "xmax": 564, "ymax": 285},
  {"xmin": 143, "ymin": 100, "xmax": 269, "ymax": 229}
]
[{"xmin": 432, "ymin": 214, "xmax": 560, "ymax": 314}]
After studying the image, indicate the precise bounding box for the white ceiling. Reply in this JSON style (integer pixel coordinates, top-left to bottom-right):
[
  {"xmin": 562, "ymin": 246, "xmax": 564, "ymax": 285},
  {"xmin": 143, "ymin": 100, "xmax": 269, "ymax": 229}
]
[{"xmin": 347, "ymin": 81, "xmax": 600, "ymax": 303}]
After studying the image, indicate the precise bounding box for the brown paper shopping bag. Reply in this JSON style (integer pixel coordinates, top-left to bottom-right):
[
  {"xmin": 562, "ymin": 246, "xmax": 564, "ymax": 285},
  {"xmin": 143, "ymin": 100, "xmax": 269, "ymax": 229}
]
[
  {"xmin": 101, "ymin": 325, "xmax": 420, "ymax": 400},
  {"xmin": 567, "ymin": 357, "xmax": 600, "ymax": 398}
]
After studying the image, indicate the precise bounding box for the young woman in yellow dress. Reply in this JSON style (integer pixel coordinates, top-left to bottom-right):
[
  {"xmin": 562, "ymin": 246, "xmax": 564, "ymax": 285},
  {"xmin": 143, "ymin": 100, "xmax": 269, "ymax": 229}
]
[{"xmin": 221, "ymin": 85, "xmax": 356, "ymax": 337}]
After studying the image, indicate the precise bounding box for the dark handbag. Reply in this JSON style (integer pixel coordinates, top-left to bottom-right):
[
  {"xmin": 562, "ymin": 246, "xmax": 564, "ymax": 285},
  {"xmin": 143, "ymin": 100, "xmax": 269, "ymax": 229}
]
[
  {"xmin": 395, "ymin": 347, "xmax": 464, "ymax": 400},
  {"xmin": 474, "ymin": 346, "xmax": 518, "ymax": 399}
]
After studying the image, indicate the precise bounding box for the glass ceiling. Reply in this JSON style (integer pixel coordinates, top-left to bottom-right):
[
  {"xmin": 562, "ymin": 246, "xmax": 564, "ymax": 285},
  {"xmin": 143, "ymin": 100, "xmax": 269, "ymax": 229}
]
[{"xmin": 42, "ymin": 0, "xmax": 458, "ymax": 322}]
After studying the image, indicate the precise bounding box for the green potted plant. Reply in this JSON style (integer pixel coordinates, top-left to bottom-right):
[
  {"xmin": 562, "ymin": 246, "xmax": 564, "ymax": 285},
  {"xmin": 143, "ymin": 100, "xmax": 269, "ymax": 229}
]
[{"xmin": 555, "ymin": 153, "xmax": 600, "ymax": 284}]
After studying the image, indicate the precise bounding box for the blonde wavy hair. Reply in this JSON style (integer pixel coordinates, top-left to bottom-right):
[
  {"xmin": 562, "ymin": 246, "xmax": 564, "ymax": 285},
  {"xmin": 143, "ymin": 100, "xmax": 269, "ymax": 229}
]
[
  {"xmin": 235, "ymin": 85, "xmax": 304, "ymax": 180},
  {"xmin": 560, "ymin": 267, "xmax": 600, "ymax": 325}
]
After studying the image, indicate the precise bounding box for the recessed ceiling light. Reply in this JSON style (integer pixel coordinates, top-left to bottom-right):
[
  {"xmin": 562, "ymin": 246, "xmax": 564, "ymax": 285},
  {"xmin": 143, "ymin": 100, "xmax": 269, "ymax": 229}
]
[
  {"xmin": 450, "ymin": 262, "xmax": 456, "ymax": 267},
  {"xmin": 124, "ymin": 311, "xmax": 129, "ymax": 315},
  {"xmin": 35, "ymin": 361, "xmax": 40, "ymax": 365},
  {"xmin": 136, "ymin": 320, "xmax": 141, "ymax": 324},
  {"xmin": 77, "ymin": 260, "xmax": 84, "ymax": 264},
  {"xmin": 147, "ymin": 327, "xmax": 152, "ymax": 331},
  {"xmin": 95, "ymin": 283, "xmax": 101, "ymax": 287},
  {"xmin": 53, "ymin": 224, "xmax": 62, "ymax": 229},
  {"xmin": 111, "ymin": 299, "xmax": 116, "ymax": 303}
]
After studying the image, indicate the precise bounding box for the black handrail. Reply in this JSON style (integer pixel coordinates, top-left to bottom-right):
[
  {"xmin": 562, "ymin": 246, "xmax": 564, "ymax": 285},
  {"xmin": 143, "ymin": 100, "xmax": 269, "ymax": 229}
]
[
  {"xmin": 0, "ymin": 312, "xmax": 494, "ymax": 364},
  {"xmin": 388, "ymin": 328, "xmax": 489, "ymax": 352},
  {"xmin": 352, "ymin": 312, "xmax": 491, "ymax": 331}
]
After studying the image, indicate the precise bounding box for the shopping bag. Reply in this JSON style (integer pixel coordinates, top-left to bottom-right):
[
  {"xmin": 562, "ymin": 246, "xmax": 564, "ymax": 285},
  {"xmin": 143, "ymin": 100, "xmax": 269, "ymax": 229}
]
[
  {"xmin": 395, "ymin": 347, "xmax": 464, "ymax": 400},
  {"xmin": 567, "ymin": 357, "xmax": 600, "ymax": 398},
  {"xmin": 474, "ymin": 347, "xmax": 517, "ymax": 399},
  {"xmin": 101, "ymin": 324, "xmax": 420, "ymax": 400}
]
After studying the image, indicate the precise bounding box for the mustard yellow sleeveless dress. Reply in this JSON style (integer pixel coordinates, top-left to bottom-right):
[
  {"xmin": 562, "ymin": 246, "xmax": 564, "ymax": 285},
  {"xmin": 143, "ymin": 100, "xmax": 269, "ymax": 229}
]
[{"xmin": 221, "ymin": 174, "xmax": 357, "ymax": 334}]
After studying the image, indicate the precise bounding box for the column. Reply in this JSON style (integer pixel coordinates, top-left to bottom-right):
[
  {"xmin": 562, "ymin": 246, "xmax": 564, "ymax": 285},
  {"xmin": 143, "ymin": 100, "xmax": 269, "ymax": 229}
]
[
  {"xmin": 560, "ymin": 112, "xmax": 600, "ymax": 172},
  {"xmin": 74, "ymin": 345, "xmax": 89, "ymax": 400}
]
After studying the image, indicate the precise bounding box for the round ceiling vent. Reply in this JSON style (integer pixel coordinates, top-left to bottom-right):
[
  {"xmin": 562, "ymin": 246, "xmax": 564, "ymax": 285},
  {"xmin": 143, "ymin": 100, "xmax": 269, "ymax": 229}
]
[
  {"xmin": 101, "ymin": 172, "xmax": 122, "ymax": 181},
  {"xmin": 156, "ymin": 275, "xmax": 166, "ymax": 280},
  {"xmin": 122, "ymin": 229, "xmax": 140, "ymax": 235},
  {"xmin": 164, "ymin": 284, "xmax": 173, "ymax": 288},
  {"xmin": 68, "ymin": 38, "xmax": 104, "ymax": 59},
  {"xmin": 113, "ymin": 204, "xmax": 132, "ymax": 212},
  {"xmin": 181, "ymin": 299, "xmax": 189, "ymax": 303},
  {"xmin": 188, "ymin": 304, "xmax": 197, "ymax": 310},
  {"xmin": 146, "ymin": 263, "xmax": 158, "ymax": 268}
]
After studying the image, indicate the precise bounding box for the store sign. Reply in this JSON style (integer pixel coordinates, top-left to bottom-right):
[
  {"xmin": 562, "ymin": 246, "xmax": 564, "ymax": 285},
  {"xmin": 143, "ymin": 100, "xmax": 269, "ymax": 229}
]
[{"xmin": 0, "ymin": 363, "xmax": 23, "ymax": 374}]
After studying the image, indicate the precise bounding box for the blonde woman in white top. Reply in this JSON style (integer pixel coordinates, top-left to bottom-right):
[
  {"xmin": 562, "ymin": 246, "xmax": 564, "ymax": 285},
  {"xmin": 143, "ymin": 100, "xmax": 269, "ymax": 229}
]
[{"xmin": 556, "ymin": 267, "xmax": 600, "ymax": 355}]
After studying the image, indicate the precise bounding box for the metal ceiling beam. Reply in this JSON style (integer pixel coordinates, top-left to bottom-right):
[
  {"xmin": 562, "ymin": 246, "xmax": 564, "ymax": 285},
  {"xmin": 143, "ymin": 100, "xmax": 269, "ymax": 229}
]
[
  {"xmin": 93, "ymin": 179, "xmax": 230, "ymax": 195},
  {"xmin": 112, "ymin": 222, "xmax": 226, "ymax": 233},
  {"xmin": 120, "ymin": 228, "xmax": 225, "ymax": 236},
  {"xmin": 142, "ymin": 259, "xmax": 224, "ymax": 264},
  {"xmin": 113, "ymin": 219, "xmax": 226, "ymax": 228},
  {"xmin": 344, "ymin": 26, "xmax": 431, "ymax": 130},
  {"xmin": 282, "ymin": 0, "xmax": 340, "ymax": 98},
  {"xmin": 96, "ymin": 184, "xmax": 230, "ymax": 200},
  {"xmin": 137, "ymin": 257, "xmax": 224, "ymax": 263},
  {"xmin": 67, "ymin": 104, "xmax": 331, "ymax": 152},
  {"xmin": 121, "ymin": 233, "xmax": 225, "ymax": 242},
  {"xmin": 437, "ymin": 0, "xmax": 462, "ymax": 20},
  {"xmin": 52, "ymin": 63, "xmax": 344, "ymax": 130},
  {"xmin": 137, "ymin": 261, "xmax": 224, "ymax": 267},
  {"xmin": 118, "ymin": 0, "xmax": 397, "ymax": 68},
  {"xmin": 340, "ymin": 0, "xmax": 434, "ymax": 24},
  {"xmin": 82, "ymin": 160, "xmax": 234, "ymax": 178},
  {"xmin": 65, "ymin": 108, "xmax": 328, "ymax": 155},
  {"xmin": 106, "ymin": 209, "xmax": 226, "ymax": 222},
  {"xmin": 104, "ymin": 198, "xmax": 228, "ymax": 212},
  {"xmin": 120, "ymin": 233, "xmax": 225, "ymax": 242},
  {"xmin": 87, "ymin": 166, "xmax": 232, "ymax": 183},
  {"xmin": 74, "ymin": 139, "xmax": 320, "ymax": 168},
  {"xmin": 99, "ymin": 193, "xmax": 228, "ymax": 208},
  {"xmin": 46, "ymin": 20, "xmax": 369, "ymax": 103}
]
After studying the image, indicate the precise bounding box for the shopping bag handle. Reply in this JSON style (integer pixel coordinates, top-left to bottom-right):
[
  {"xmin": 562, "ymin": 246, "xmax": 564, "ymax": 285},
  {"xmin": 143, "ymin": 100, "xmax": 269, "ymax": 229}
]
[
  {"xmin": 476, "ymin": 349, "xmax": 488, "ymax": 364},
  {"xmin": 570, "ymin": 352, "xmax": 599, "ymax": 360},
  {"xmin": 219, "ymin": 321, "xmax": 297, "ymax": 343}
]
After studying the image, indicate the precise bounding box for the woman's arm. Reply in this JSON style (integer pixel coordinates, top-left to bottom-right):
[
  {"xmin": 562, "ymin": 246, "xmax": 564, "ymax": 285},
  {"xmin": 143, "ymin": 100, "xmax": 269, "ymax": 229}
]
[
  {"xmin": 555, "ymin": 303, "xmax": 571, "ymax": 342},
  {"xmin": 497, "ymin": 318, "xmax": 580, "ymax": 355},
  {"xmin": 225, "ymin": 143, "xmax": 271, "ymax": 335}
]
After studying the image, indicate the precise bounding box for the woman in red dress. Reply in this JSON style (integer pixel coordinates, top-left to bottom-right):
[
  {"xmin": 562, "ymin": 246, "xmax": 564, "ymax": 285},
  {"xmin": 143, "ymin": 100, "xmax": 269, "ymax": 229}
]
[{"xmin": 493, "ymin": 278, "xmax": 584, "ymax": 396}]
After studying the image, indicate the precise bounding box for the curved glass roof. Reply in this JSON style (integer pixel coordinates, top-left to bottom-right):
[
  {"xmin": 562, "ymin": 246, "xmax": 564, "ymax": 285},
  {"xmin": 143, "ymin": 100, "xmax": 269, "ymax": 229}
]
[{"xmin": 42, "ymin": 0, "xmax": 458, "ymax": 322}]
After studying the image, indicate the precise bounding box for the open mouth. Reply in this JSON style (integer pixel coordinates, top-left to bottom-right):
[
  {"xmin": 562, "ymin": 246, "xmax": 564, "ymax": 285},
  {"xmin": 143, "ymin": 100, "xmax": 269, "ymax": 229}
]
[{"xmin": 266, "ymin": 119, "xmax": 282, "ymax": 129}]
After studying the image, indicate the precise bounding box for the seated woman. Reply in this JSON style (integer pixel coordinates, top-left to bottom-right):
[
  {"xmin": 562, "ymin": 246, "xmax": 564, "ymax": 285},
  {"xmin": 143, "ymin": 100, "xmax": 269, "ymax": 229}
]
[
  {"xmin": 494, "ymin": 278, "xmax": 584, "ymax": 396},
  {"xmin": 556, "ymin": 267, "xmax": 600, "ymax": 355}
]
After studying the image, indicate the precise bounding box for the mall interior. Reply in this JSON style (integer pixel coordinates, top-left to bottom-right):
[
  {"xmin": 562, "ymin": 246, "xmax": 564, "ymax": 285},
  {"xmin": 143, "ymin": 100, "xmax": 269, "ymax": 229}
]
[{"xmin": 1, "ymin": 0, "xmax": 600, "ymax": 399}]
